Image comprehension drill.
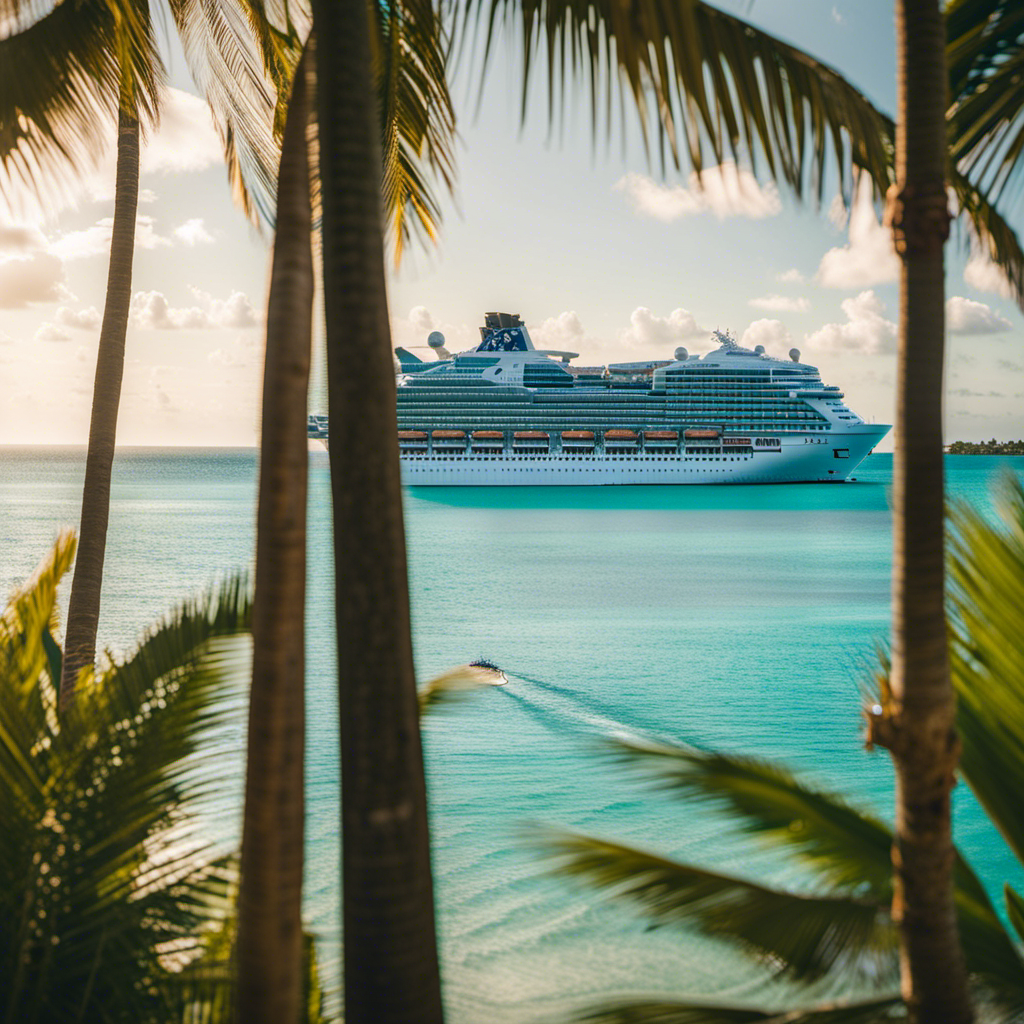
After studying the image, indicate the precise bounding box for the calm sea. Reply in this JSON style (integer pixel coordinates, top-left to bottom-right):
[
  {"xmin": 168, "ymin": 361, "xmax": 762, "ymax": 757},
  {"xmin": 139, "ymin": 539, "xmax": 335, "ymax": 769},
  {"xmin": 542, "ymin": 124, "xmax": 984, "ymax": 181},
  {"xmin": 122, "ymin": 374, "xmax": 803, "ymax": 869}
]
[{"xmin": 2, "ymin": 448, "xmax": 1023, "ymax": 1019}]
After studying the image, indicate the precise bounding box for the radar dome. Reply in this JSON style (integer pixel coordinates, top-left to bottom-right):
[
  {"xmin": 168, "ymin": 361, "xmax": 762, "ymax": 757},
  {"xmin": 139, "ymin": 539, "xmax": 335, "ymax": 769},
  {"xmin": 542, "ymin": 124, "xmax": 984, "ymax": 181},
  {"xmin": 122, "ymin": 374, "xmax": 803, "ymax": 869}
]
[
  {"xmin": 789, "ymin": 347, "xmax": 801, "ymax": 363},
  {"xmin": 753, "ymin": 345, "xmax": 765, "ymax": 356},
  {"xmin": 674, "ymin": 347, "xmax": 688, "ymax": 362},
  {"xmin": 427, "ymin": 331, "xmax": 446, "ymax": 349}
]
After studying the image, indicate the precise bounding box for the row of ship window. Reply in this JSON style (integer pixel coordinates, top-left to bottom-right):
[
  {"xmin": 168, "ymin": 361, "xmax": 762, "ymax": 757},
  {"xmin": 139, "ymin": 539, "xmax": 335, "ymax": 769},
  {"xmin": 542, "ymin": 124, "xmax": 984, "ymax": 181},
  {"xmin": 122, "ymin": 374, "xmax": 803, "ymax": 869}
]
[{"xmin": 404, "ymin": 455, "xmax": 753, "ymax": 462}]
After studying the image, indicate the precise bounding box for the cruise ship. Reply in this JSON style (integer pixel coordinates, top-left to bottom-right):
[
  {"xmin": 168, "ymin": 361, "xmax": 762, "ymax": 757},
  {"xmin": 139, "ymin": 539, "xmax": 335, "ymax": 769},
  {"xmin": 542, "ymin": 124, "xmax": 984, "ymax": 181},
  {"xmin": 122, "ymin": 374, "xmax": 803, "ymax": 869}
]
[{"xmin": 308, "ymin": 312, "xmax": 889, "ymax": 485}]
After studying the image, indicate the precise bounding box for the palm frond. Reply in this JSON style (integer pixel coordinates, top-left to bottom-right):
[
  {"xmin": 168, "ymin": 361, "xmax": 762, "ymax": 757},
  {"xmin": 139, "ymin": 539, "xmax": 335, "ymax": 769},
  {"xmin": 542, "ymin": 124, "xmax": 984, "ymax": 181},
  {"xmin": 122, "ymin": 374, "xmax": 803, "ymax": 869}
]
[
  {"xmin": 462, "ymin": 0, "xmax": 892, "ymax": 203},
  {"xmin": 418, "ymin": 662, "xmax": 505, "ymax": 714},
  {"xmin": 540, "ymin": 829, "xmax": 895, "ymax": 983},
  {"xmin": 0, "ymin": 0, "xmax": 163, "ymax": 215},
  {"xmin": 166, "ymin": 0, "xmax": 302, "ymax": 226},
  {"xmin": 165, "ymin": 894, "xmax": 335, "ymax": 1023},
  {"xmin": 0, "ymin": 544, "xmax": 253, "ymax": 1022},
  {"xmin": 949, "ymin": 166, "xmax": 1024, "ymax": 309},
  {"xmin": 946, "ymin": 0, "xmax": 1024, "ymax": 212},
  {"xmin": 576, "ymin": 994, "xmax": 902, "ymax": 1024},
  {"xmin": 1006, "ymin": 886, "xmax": 1024, "ymax": 946},
  {"xmin": 949, "ymin": 475, "xmax": 1024, "ymax": 868},
  {"xmin": 947, "ymin": 470, "xmax": 1024, "ymax": 1003},
  {"xmin": 376, "ymin": 0, "xmax": 457, "ymax": 265},
  {"xmin": 610, "ymin": 738, "xmax": 893, "ymax": 895}
]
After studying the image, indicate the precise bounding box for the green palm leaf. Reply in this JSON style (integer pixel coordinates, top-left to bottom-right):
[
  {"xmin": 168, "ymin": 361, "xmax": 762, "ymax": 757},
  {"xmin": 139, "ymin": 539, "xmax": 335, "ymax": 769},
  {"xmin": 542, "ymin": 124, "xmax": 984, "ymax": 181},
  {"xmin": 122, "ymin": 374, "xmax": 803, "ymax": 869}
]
[
  {"xmin": 609, "ymin": 739, "xmax": 894, "ymax": 896},
  {"xmin": 465, "ymin": 0, "xmax": 893, "ymax": 202},
  {"xmin": 1005, "ymin": 886, "xmax": 1024, "ymax": 946},
  {"xmin": 0, "ymin": 0, "xmax": 163, "ymax": 211},
  {"xmin": 0, "ymin": 540, "xmax": 253, "ymax": 1023},
  {"xmin": 949, "ymin": 475, "xmax": 1024, "ymax": 867},
  {"xmin": 541, "ymin": 829, "xmax": 896, "ymax": 983},
  {"xmin": 949, "ymin": 166, "xmax": 1024, "ymax": 307},
  {"xmin": 377, "ymin": 0, "xmax": 457, "ymax": 264},
  {"xmin": 946, "ymin": 0, "xmax": 1024, "ymax": 211},
  {"xmin": 166, "ymin": 0, "xmax": 301, "ymax": 226},
  {"xmin": 576, "ymin": 995, "xmax": 902, "ymax": 1024}
]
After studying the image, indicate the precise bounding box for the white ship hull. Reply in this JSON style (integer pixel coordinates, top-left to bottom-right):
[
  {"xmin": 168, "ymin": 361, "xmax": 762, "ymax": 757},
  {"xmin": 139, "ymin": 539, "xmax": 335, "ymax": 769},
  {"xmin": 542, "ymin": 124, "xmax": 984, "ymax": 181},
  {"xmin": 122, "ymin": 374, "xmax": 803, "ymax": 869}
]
[{"xmin": 399, "ymin": 427, "xmax": 887, "ymax": 486}]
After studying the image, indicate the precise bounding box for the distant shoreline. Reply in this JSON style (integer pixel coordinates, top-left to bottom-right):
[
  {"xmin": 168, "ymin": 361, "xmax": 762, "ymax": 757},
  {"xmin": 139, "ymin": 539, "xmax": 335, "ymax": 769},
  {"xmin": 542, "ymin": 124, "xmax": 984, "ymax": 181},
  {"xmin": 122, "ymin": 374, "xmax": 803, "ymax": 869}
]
[{"xmin": 946, "ymin": 441, "xmax": 1024, "ymax": 455}]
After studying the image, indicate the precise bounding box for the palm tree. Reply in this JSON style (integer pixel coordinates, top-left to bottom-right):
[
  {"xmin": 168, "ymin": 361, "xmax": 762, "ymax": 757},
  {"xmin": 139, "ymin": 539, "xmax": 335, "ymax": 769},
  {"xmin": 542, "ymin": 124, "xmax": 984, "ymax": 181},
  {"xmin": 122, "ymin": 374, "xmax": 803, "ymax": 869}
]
[
  {"xmin": 306, "ymin": 0, "xmax": 1024, "ymax": 1017},
  {"xmin": 236, "ymin": 41, "xmax": 313, "ymax": 1024},
  {"xmin": 0, "ymin": 532, "xmax": 254, "ymax": 1022},
  {"xmin": 863, "ymin": 3, "xmax": 971, "ymax": 1020},
  {"xmin": 542, "ymin": 474, "xmax": 1024, "ymax": 1023},
  {"xmin": 234, "ymin": 6, "xmax": 458, "ymax": 1018},
  {"xmin": 0, "ymin": 0, "xmax": 295, "ymax": 710}
]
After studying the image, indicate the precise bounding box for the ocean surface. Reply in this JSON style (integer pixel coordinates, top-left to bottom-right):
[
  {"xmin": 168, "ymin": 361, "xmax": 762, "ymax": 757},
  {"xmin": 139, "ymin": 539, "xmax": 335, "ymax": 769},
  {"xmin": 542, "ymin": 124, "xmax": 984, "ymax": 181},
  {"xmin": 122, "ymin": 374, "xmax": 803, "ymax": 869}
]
[{"xmin": 3, "ymin": 448, "xmax": 1024, "ymax": 1019}]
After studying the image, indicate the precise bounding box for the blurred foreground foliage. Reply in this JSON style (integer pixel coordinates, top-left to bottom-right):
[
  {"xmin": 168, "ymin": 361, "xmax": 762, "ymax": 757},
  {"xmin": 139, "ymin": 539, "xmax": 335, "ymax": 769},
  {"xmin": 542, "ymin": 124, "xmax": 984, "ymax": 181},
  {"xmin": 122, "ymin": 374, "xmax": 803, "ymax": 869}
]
[{"xmin": 541, "ymin": 475, "xmax": 1024, "ymax": 1023}]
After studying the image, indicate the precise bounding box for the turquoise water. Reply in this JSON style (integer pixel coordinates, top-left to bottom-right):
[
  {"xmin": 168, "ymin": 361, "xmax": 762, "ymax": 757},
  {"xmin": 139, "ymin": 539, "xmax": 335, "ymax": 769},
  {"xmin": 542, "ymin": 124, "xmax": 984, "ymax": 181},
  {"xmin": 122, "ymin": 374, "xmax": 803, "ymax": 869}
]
[{"xmin": 2, "ymin": 449, "xmax": 1023, "ymax": 1018}]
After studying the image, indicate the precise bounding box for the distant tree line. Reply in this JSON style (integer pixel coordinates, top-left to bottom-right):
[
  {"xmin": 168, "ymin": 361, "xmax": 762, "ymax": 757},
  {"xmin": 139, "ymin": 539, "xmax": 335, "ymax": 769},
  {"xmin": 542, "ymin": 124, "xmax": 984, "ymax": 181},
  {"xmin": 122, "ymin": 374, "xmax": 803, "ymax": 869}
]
[{"xmin": 948, "ymin": 439, "xmax": 1024, "ymax": 455}]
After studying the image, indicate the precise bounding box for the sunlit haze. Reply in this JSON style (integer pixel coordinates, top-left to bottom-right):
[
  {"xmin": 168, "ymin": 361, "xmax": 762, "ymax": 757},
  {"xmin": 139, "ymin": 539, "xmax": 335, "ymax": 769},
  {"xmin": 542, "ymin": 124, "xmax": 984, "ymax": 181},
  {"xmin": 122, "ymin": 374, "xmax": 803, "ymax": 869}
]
[{"xmin": 2, "ymin": 0, "xmax": 1022, "ymax": 449}]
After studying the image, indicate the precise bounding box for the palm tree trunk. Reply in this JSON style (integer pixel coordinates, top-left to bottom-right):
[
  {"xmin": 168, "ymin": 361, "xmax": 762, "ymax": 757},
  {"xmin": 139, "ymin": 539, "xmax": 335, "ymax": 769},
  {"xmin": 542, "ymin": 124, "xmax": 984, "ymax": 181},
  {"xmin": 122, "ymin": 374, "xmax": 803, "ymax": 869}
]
[
  {"xmin": 880, "ymin": 2, "xmax": 971, "ymax": 1020},
  {"xmin": 236, "ymin": 46, "xmax": 313, "ymax": 1024},
  {"xmin": 310, "ymin": 0, "xmax": 444, "ymax": 1019},
  {"xmin": 59, "ymin": 103, "xmax": 140, "ymax": 711}
]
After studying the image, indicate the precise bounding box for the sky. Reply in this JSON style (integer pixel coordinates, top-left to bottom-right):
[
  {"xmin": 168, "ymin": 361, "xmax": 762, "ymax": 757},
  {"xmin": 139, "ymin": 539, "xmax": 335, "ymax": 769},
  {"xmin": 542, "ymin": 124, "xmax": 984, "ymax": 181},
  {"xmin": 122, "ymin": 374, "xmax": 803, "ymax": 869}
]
[{"xmin": 1, "ymin": 0, "xmax": 1023, "ymax": 448}]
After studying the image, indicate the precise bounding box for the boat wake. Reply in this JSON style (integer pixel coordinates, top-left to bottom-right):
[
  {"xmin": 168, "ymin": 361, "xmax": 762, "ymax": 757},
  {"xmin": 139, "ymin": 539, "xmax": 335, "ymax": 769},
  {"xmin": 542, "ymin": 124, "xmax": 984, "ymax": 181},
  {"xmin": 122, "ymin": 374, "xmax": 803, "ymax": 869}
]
[{"xmin": 498, "ymin": 668, "xmax": 677, "ymax": 748}]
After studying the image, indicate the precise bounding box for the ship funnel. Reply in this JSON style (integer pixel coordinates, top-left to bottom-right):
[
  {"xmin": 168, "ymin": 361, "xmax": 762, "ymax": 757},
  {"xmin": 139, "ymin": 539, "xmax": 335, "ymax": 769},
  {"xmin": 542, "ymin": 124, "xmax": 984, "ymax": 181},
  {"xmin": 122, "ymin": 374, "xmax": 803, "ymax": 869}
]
[
  {"xmin": 674, "ymin": 347, "xmax": 688, "ymax": 362},
  {"xmin": 789, "ymin": 347, "xmax": 801, "ymax": 363},
  {"xmin": 427, "ymin": 330, "xmax": 451, "ymax": 360}
]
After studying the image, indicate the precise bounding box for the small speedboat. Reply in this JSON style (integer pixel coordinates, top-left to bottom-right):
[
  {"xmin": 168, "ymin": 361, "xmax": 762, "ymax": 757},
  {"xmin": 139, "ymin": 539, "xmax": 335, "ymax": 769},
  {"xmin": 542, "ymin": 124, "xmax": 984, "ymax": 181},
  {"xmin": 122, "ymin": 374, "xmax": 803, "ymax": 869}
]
[{"xmin": 469, "ymin": 659, "xmax": 508, "ymax": 685}]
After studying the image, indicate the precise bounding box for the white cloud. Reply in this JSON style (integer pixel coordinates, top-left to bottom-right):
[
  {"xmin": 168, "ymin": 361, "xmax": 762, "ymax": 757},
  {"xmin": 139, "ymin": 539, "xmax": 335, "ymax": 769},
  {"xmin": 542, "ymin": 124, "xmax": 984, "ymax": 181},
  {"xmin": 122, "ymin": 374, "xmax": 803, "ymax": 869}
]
[
  {"xmin": 777, "ymin": 268, "xmax": 806, "ymax": 285},
  {"xmin": 192, "ymin": 289, "xmax": 259, "ymax": 328},
  {"xmin": 55, "ymin": 306, "xmax": 101, "ymax": 330},
  {"xmin": 50, "ymin": 215, "xmax": 171, "ymax": 261},
  {"xmin": 832, "ymin": 6, "xmax": 845, "ymax": 25},
  {"xmin": 805, "ymin": 290, "xmax": 897, "ymax": 354},
  {"xmin": 131, "ymin": 289, "xmax": 260, "ymax": 330},
  {"xmin": 828, "ymin": 193, "xmax": 850, "ymax": 230},
  {"xmin": 964, "ymin": 249, "xmax": 1014, "ymax": 298},
  {"xmin": 35, "ymin": 322, "xmax": 72, "ymax": 342},
  {"xmin": 85, "ymin": 90, "xmax": 226, "ymax": 191},
  {"xmin": 0, "ymin": 222, "xmax": 47, "ymax": 253},
  {"xmin": 531, "ymin": 310, "xmax": 586, "ymax": 350},
  {"xmin": 946, "ymin": 296, "xmax": 1012, "ymax": 335},
  {"xmin": 0, "ymin": 330, "xmax": 14, "ymax": 345},
  {"xmin": 173, "ymin": 218, "xmax": 215, "ymax": 246},
  {"xmin": 816, "ymin": 177, "xmax": 900, "ymax": 289},
  {"xmin": 389, "ymin": 307, "xmax": 478, "ymax": 353},
  {"xmin": 615, "ymin": 164, "xmax": 781, "ymax": 222},
  {"xmin": 749, "ymin": 294, "xmax": 809, "ymax": 313},
  {"xmin": 0, "ymin": 253, "xmax": 70, "ymax": 308},
  {"xmin": 741, "ymin": 319, "xmax": 792, "ymax": 351},
  {"xmin": 132, "ymin": 291, "xmax": 209, "ymax": 329},
  {"xmin": 621, "ymin": 306, "xmax": 707, "ymax": 349},
  {"xmin": 142, "ymin": 89, "xmax": 227, "ymax": 176},
  {"xmin": 407, "ymin": 306, "xmax": 435, "ymax": 332}
]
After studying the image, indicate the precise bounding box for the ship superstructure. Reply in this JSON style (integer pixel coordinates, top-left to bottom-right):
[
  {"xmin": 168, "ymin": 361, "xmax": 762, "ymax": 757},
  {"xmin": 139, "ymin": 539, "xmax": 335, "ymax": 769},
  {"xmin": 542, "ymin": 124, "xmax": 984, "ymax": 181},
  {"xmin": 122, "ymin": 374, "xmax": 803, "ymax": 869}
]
[{"xmin": 310, "ymin": 312, "xmax": 889, "ymax": 485}]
